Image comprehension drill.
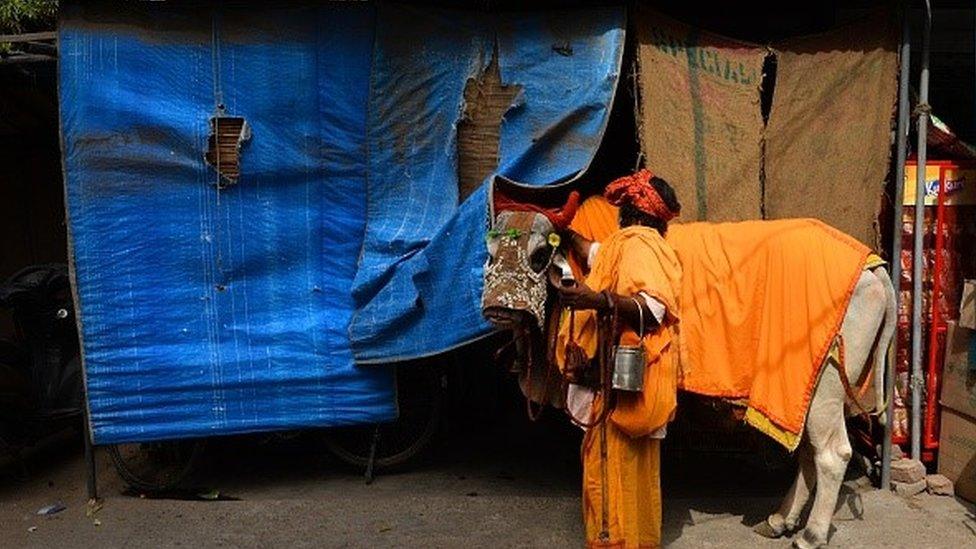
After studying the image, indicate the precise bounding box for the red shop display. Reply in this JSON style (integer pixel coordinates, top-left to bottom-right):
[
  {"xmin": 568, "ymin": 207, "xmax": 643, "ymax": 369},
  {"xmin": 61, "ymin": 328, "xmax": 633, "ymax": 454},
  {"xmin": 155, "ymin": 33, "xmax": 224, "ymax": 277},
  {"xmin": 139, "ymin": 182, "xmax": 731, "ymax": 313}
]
[{"xmin": 895, "ymin": 160, "xmax": 976, "ymax": 461}]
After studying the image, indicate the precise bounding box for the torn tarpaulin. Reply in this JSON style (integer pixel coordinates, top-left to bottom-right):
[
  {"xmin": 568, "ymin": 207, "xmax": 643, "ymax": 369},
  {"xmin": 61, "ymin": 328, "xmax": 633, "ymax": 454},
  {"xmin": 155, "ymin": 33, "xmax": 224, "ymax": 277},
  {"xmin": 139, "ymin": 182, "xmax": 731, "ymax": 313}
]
[
  {"xmin": 59, "ymin": 1, "xmax": 624, "ymax": 443},
  {"xmin": 350, "ymin": 4, "xmax": 625, "ymax": 362},
  {"xmin": 61, "ymin": 3, "xmax": 396, "ymax": 444},
  {"xmin": 457, "ymin": 48, "xmax": 523, "ymax": 203}
]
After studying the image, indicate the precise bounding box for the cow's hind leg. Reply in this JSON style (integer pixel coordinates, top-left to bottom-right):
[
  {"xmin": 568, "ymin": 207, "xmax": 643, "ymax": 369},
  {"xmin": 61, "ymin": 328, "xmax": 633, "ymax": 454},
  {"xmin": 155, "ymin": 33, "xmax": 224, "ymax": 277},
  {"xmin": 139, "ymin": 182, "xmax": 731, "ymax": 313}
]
[
  {"xmin": 754, "ymin": 443, "xmax": 815, "ymax": 538},
  {"xmin": 792, "ymin": 271, "xmax": 886, "ymax": 548},
  {"xmin": 794, "ymin": 375, "xmax": 852, "ymax": 549}
]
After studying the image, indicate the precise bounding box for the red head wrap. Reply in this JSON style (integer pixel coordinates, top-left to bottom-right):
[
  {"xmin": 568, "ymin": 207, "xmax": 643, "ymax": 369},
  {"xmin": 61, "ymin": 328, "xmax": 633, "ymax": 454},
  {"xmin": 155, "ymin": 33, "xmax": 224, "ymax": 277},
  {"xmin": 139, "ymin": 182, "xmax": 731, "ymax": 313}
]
[
  {"xmin": 604, "ymin": 169, "xmax": 677, "ymax": 222},
  {"xmin": 493, "ymin": 190, "xmax": 580, "ymax": 230}
]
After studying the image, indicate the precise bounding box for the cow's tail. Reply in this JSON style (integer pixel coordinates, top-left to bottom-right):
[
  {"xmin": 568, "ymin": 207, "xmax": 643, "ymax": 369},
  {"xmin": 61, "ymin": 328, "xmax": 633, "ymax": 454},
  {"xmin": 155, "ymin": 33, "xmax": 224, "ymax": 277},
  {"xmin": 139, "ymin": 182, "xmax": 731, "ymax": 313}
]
[{"xmin": 872, "ymin": 265, "xmax": 897, "ymax": 426}]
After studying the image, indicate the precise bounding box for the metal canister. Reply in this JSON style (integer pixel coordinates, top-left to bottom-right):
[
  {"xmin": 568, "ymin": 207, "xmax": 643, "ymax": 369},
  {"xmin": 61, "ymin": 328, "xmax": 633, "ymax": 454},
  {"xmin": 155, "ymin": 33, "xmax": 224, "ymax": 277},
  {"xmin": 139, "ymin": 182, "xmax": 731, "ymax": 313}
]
[{"xmin": 611, "ymin": 344, "xmax": 645, "ymax": 392}]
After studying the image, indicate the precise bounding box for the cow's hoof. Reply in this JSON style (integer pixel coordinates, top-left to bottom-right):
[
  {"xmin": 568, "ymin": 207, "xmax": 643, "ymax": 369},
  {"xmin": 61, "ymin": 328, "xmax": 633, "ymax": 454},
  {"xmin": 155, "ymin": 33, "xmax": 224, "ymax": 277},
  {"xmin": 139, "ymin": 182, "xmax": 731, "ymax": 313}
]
[
  {"xmin": 753, "ymin": 519, "xmax": 785, "ymax": 539},
  {"xmin": 791, "ymin": 530, "xmax": 825, "ymax": 549}
]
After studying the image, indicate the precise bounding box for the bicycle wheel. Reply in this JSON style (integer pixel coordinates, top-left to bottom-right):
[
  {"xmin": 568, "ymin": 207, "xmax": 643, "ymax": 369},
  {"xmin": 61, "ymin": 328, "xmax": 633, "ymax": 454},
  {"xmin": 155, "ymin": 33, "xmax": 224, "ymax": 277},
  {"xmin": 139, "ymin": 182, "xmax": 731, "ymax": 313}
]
[
  {"xmin": 108, "ymin": 438, "xmax": 206, "ymax": 492},
  {"xmin": 323, "ymin": 364, "xmax": 443, "ymax": 472}
]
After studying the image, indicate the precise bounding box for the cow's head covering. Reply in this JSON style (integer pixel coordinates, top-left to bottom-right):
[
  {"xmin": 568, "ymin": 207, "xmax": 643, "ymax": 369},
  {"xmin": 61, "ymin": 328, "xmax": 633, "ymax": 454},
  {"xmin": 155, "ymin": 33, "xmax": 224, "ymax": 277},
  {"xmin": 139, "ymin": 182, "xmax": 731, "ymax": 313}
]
[
  {"xmin": 604, "ymin": 169, "xmax": 677, "ymax": 222},
  {"xmin": 493, "ymin": 190, "xmax": 581, "ymax": 230}
]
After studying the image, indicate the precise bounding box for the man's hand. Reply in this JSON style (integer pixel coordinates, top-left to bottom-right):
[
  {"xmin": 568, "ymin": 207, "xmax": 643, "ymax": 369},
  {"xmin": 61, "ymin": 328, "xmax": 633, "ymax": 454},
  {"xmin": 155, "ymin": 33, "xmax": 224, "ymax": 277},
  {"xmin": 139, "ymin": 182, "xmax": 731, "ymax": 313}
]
[
  {"xmin": 549, "ymin": 268, "xmax": 605, "ymax": 310},
  {"xmin": 560, "ymin": 283, "xmax": 606, "ymax": 310}
]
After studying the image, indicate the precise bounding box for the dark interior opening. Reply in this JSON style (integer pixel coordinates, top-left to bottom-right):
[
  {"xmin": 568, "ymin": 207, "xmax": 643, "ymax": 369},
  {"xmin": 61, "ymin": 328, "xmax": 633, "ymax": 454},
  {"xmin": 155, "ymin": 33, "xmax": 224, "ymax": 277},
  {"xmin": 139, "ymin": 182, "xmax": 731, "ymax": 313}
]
[{"xmin": 204, "ymin": 116, "xmax": 249, "ymax": 187}]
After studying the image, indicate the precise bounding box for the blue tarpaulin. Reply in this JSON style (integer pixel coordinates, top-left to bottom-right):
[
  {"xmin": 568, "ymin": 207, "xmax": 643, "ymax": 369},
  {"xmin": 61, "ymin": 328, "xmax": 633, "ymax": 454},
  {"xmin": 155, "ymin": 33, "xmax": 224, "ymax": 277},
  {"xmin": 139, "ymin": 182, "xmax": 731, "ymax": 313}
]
[
  {"xmin": 59, "ymin": 1, "xmax": 624, "ymax": 443},
  {"xmin": 350, "ymin": 4, "xmax": 625, "ymax": 362}
]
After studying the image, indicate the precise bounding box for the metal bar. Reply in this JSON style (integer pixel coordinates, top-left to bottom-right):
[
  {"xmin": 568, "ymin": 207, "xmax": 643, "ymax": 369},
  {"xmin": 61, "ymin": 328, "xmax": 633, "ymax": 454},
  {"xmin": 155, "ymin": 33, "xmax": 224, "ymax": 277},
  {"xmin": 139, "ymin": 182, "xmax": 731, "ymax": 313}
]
[
  {"xmin": 0, "ymin": 31, "xmax": 56, "ymax": 43},
  {"xmin": 882, "ymin": 0, "xmax": 912, "ymax": 489},
  {"xmin": 0, "ymin": 53, "xmax": 56, "ymax": 65},
  {"xmin": 910, "ymin": 0, "xmax": 933, "ymax": 461},
  {"xmin": 24, "ymin": 41, "xmax": 57, "ymax": 55},
  {"xmin": 923, "ymin": 167, "xmax": 947, "ymax": 451},
  {"xmin": 364, "ymin": 425, "xmax": 380, "ymax": 485}
]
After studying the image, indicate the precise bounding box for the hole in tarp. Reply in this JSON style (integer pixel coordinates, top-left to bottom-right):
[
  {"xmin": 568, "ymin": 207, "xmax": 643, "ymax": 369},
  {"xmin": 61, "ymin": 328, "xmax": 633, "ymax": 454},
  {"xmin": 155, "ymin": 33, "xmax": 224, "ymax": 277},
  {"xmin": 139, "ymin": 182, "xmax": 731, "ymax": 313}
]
[
  {"xmin": 205, "ymin": 116, "xmax": 250, "ymax": 188},
  {"xmin": 457, "ymin": 46, "xmax": 523, "ymax": 203}
]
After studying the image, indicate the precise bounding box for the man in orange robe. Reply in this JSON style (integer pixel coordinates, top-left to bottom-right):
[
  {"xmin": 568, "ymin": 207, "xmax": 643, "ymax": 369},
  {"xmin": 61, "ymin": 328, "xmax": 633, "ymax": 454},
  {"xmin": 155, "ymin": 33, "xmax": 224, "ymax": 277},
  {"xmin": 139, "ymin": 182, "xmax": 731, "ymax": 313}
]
[{"xmin": 555, "ymin": 170, "xmax": 682, "ymax": 548}]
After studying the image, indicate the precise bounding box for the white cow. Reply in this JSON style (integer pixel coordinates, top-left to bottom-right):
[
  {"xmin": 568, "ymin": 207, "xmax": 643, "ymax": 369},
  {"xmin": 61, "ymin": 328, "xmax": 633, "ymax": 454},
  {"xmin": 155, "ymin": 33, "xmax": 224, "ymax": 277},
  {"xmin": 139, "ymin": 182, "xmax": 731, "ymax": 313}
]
[
  {"xmin": 753, "ymin": 266, "xmax": 895, "ymax": 549},
  {"xmin": 482, "ymin": 209, "xmax": 897, "ymax": 549}
]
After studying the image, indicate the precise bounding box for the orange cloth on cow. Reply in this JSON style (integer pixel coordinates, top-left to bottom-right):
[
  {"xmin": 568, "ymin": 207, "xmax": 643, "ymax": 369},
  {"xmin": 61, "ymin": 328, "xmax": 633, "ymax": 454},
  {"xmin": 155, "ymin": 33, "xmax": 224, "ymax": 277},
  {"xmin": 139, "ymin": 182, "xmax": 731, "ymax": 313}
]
[
  {"xmin": 665, "ymin": 219, "xmax": 869, "ymax": 444},
  {"xmin": 582, "ymin": 423, "xmax": 662, "ymax": 549},
  {"xmin": 570, "ymin": 194, "xmax": 619, "ymax": 242},
  {"xmin": 556, "ymin": 225, "xmax": 680, "ymax": 548},
  {"xmin": 568, "ymin": 197, "xmax": 871, "ymax": 449}
]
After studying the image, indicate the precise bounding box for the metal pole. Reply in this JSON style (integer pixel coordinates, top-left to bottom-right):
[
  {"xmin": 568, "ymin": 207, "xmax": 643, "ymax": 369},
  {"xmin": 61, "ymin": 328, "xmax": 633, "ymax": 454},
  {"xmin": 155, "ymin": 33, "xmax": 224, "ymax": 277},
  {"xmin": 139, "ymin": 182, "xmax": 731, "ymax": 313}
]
[
  {"xmin": 364, "ymin": 424, "xmax": 380, "ymax": 485},
  {"xmin": 910, "ymin": 0, "xmax": 932, "ymax": 461},
  {"xmin": 883, "ymin": 0, "xmax": 912, "ymax": 488}
]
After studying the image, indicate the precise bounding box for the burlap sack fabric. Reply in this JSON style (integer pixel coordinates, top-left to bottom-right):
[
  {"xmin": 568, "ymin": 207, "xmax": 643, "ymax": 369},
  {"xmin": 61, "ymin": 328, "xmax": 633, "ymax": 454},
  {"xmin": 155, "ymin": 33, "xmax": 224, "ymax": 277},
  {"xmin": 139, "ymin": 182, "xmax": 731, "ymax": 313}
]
[
  {"xmin": 634, "ymin": 8, "xmax": 899, "ymax": 246},
  {"xmin": 635, "ymin": 7, "xmax": 767, "ymax": 222},
  {"xmin": 764, "ymin": 13, "xmax": 899, "ymax": 248}
]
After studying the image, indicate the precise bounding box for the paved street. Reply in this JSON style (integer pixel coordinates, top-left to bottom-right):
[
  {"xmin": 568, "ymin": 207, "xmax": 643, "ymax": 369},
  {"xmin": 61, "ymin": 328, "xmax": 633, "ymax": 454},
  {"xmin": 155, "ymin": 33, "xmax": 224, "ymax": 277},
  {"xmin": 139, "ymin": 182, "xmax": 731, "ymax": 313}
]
[{"xmin": 1, "ymin": 417, "xmax": 973, "ymax": 549}]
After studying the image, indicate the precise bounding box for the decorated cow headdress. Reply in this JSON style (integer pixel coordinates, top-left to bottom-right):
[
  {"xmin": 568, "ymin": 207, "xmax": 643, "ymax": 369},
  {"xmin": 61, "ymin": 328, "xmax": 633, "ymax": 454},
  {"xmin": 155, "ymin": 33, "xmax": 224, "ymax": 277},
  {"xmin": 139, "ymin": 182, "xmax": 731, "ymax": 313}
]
[{"xmin": 482, "ymin": 188, "xmax": 580, "ymax": 328}]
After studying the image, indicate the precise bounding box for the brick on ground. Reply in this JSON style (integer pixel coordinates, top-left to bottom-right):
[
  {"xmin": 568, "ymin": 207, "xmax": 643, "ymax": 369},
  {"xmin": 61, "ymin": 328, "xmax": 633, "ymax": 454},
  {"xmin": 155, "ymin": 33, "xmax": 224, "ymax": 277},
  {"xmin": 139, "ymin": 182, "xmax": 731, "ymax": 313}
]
[
  {"xmin": 890, "ymin": 458, "xmax": 926, "ymax": 484},
  {"xmin": 890, "ymin": 444, "xmax": 905, "ymax": 460},
  {"xmin": 926, "ymin": 474, "xmax": 955, "ymax": 496}
]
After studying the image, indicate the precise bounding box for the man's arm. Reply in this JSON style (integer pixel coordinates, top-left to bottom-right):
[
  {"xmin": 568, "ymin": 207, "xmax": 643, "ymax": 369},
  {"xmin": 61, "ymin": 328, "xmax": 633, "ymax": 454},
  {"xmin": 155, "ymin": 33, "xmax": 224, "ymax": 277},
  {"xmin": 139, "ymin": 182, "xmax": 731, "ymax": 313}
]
[
  {"xmin": 606, "ymin": 292, "xmax": 660, "ymax": 334},
  {"xmin": 551, "ymin": 270, "xmax": 659, "ymax": 334}
]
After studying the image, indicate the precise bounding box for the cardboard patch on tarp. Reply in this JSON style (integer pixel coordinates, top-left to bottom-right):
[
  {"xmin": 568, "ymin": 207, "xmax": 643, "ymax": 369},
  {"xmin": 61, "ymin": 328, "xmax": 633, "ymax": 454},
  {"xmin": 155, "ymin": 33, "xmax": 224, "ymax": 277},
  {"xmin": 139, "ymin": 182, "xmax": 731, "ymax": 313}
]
[
  {"xmin": 634, "ymin": 8, "xmax": 766, "ymax": 222},
  {"xmin": 764, "ymin": 12, "xmax": 898, "ymax": 247},
  {"xmin": 458, "ymin": 50, "xmax": 523, "ymax": 203}
]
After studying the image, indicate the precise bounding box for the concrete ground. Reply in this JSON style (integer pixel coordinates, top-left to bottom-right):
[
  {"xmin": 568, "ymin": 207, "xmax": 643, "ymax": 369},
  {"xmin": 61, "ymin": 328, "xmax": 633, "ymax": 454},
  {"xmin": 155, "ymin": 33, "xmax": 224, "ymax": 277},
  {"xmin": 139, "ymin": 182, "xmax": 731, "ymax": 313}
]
[{"xmin": 1, "ymin": 417, "xmax": 973, "ymax": 549}]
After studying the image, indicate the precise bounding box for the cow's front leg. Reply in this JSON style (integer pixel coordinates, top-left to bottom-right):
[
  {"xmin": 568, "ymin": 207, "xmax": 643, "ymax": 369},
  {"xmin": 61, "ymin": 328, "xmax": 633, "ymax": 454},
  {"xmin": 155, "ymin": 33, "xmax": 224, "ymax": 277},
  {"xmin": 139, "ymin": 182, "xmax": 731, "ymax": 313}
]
[{"xmin": 754, "ymin": 443, "xmax": 815, "ymax": 538}]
